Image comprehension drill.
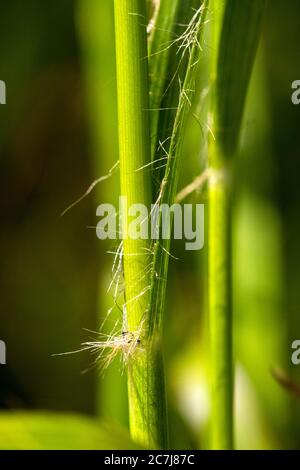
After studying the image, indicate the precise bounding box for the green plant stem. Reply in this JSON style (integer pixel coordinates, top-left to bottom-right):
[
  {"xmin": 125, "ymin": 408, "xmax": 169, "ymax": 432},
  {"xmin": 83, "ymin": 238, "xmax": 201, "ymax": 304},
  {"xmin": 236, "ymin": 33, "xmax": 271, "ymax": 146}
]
[
  {"xmin": 208, "ymin": 0, "xmax": 266, "ymax": 449},
  {"xmin": 149, "ymin": 2, "xmax": 209, "ymax": 338},
  {"xmin": 114, "ymin": 0, "xmax": 167, "ymax": 449}
]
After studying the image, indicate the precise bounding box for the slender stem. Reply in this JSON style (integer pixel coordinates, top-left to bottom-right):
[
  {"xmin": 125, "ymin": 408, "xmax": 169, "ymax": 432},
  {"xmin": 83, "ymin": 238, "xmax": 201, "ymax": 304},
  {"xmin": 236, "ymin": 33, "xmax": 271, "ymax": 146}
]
[
  {"xmin": 208, "ymin": 0, "xmax": 266, "ymax": 449},
  {"xmin": 209, "ymin": 7, "xmax": 233, "ymax": 443},
  {"xmin": 114, "ymin": 0, "xmax": 168, "ymax": 449}
]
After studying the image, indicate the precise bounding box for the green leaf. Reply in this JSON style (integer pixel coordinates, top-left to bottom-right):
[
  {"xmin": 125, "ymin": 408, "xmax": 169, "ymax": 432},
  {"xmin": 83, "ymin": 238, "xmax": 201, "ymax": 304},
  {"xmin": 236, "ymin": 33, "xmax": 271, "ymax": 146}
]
[
  {"xmin": 114, "ymin": 0, "xmax": 167, "ymax": 449},
  {"xmin": 208, "ymin": 0, "xmax": 266, "ymax": 450}
]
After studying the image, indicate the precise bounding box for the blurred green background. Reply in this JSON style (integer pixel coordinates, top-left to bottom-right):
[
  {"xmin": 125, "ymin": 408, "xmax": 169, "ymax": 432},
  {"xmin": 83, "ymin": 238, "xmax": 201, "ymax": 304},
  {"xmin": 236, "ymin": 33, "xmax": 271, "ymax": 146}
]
[{"xmin": 0, "ymin": 0, "xmax": 300, "ymax": 449}]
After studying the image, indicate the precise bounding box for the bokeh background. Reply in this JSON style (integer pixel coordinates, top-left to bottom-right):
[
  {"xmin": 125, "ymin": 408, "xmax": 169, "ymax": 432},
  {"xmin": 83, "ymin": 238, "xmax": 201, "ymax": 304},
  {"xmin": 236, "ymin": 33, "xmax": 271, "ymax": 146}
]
[{"xmin": 0, "ymin": 0, "xmax": 300, "ymax": 449}]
